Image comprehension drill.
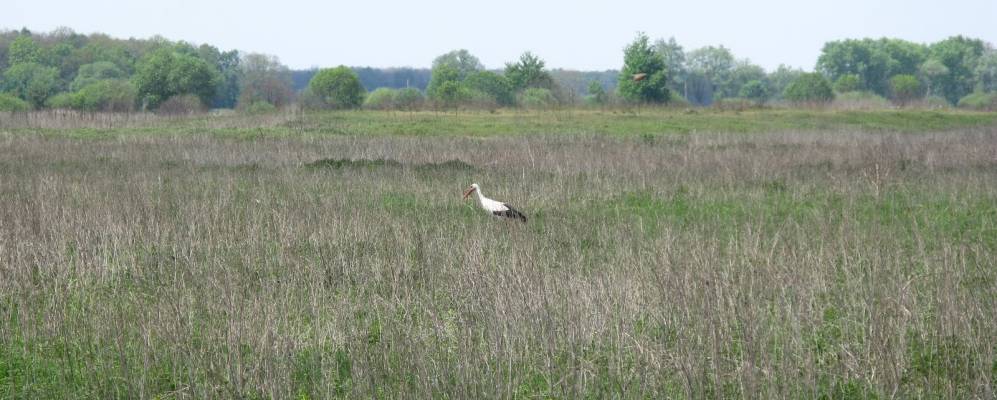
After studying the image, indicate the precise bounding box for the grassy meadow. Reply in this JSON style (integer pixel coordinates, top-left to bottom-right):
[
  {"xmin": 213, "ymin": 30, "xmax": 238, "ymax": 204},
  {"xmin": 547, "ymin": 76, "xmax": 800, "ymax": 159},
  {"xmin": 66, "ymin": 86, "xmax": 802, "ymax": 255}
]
[{"xmin": 1, "ymin": 108, "xmax": 996, "ymax": 398}]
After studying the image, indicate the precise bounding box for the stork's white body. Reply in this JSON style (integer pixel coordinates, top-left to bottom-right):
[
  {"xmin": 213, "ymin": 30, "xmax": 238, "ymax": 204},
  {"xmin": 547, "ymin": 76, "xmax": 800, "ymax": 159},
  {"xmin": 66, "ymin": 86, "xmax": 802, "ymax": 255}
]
[
  {"xmin": 470, "ymin": 190, "xmax": 508, "ymax": 214},
  {"xmin": 462, "ymin": 183, "xmax": 527, "ymax": 222}
]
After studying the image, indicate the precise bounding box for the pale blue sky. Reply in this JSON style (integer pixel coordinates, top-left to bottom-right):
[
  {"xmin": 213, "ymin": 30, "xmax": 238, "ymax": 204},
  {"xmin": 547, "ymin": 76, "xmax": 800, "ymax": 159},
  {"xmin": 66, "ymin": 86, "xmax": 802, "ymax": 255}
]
[{"xmin": 4, "ymin": 0, "xmax": 995, "ymax": 71}]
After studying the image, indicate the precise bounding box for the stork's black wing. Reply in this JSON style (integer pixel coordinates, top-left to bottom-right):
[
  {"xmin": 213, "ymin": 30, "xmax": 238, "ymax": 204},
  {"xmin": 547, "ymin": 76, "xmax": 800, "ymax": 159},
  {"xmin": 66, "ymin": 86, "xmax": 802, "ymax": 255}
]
[{"xmin": 493, "ymin": 204, "xmax": 527, "ymax": 222}]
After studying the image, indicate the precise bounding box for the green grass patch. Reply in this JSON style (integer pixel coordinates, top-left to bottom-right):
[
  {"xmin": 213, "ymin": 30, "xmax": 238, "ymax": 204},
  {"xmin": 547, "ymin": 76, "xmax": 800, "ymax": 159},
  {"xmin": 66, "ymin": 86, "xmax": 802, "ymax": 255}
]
[{"xmin": 11, "ymin": 108, "xmax": 997, "ymax": 138}]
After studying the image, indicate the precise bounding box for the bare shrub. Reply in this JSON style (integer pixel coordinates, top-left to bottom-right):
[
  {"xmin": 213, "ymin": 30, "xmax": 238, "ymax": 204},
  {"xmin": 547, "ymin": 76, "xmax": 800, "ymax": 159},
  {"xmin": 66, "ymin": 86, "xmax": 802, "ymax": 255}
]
[{"xmin": 155, "ymin": 94, "xmax": 206, "ymax": 116}]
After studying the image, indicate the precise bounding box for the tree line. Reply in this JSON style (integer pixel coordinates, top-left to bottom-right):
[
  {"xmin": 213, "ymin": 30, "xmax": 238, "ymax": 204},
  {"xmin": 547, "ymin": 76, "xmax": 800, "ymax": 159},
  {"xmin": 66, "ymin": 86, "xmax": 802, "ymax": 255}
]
[
  {"xmin": 1, "ymin": 27, "xmax": 996, "ymax": 113},
  {"xmin": 619, "ymin": 33, "xmax": 997, "ymax": 109}
]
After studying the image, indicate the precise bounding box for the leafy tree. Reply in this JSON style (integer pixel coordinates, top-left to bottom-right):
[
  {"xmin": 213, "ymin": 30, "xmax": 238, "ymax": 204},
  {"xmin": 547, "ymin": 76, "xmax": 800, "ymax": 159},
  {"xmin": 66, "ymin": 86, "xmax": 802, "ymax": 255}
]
[
  {"xmin": 726, "ymin": 60, "xmax": 766, "ymax": 98},
  {"xmin": 434, "ymin": 80, "xmax": 468, "ymax": 110},
  {"xmin": 171, "ymin": 41, "xmax": 199, "ymax": 57},
  {"xmin": 928, "ymin": 36, "xmax": 985, "ymax": 104},
  {"xmin": 198, "ymin": 44, "xmax": 240, "ymax": 108},
  {"xmin": 0, "ymin": 93, "xmax": 31, "ymax": 111},
  {"xmin": 889, "ymin": 74, "xmax": 922, "ymax": 106},
  {"xmin": 431, "ymin": 49, "xmax": 483, "ymax": 79},
  {"xmin": 834, "ymin": 74, "xmax": 863, "ymax": 93},
  {"xmin": 653, "ymin": 37, "xmax": 687, "ymax": 95},
  {"xmin": 41, "ymin": 42, "xmax": 76, "ymax": 79},
  {"xmin": 767, "ymin": 65, "xmax": 805, "ymax": 100},
  {"xmin": 2, "ymin": 62, "xmax": 61, "ymax": 107},
  {"xmin": 973, "ymin": 51, "xmax": 997, "ymax": 93},
  {"xmin": 76, "ymin": 80, "xmax": 135, "ymax": 111},
  {"xmin": 70, "ymin": 61, "xmax": 125, "ymax": 91},
  {"xmin": 308, "ymin": 66, "xmax": 366, "ymax": 109},
  {"xmin": 504, "ymin": 52, "xmax": 555, "ymax": 92},
  {"xmin": 815, "ymin": 38, "xmax": 925, "ymax": 97},
  {"xmin": 586, "ymin": 80, "xmax": 607, "ymax": 105},
  {"xmin": 686, "ymin": 46, "xmax": 735, "ymax": 104},
  {"xmin": 238, "ymin": 53, "xmax": 293, "ymax": 108},
  {"xmin": 132, "ymin": 49, "xmax": 220, "ymax": 109},
  {"xmin": 876, "ymin": 38, "xmax": 927, "ymax": 78},
  {"xmin": 817, "ymin": 39, "xmax": 891, "ymax": 96},
  {"xmin": 426, "ymin": 64, "xmax": 462, "ymax": 103},
  {"xmin": 393, "ymin": 87, "xmax": 424, "ymax": 111},
  {"xmin": 739, "ymin": 80, "xmax": 768, "ymax": 104},
  {"xmin": 464, "ymin": 71, "xmax": 514, "ymax": 106},
  {"xmin": 617, "ymin": 32, "xmax": 670, "ymax": 104},
  {"xmin": 68, "ymin": 39, "xmax": 136, "ymax": 74},
  {"xmin": 0, "ymin": 36, "xmax": 10, "ymax": 71},
  {"xmin": 918, "ymin": 59, "xmax": 949, "ymax": 98},
  {"xmin": 783, "ymin": 73, "xmax": 834, "ymax": 104},
  {"xmin": 7, "ymin": 35, "xmax": 41, "ymax": 65},
  {"xmin": 687, "ymin": 46, "xmax": 735, "ymax": 82}
]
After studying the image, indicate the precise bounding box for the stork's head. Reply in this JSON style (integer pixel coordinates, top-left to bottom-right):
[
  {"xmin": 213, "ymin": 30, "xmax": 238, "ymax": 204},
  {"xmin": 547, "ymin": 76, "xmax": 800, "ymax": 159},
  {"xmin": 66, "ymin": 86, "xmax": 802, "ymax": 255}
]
[{"xmin": 462, "ymin": 183, "xmax": 479, "ymax": 200}]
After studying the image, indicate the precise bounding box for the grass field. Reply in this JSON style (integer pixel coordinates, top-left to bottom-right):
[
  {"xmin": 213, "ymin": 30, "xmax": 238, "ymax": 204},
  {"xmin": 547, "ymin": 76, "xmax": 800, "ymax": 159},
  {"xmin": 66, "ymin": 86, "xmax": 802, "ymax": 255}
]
[
  {"xmin": 4, "ymin": 107, "xmax": 997, "ymax": 138},
  {"xmin": 1, "ymin": 109, "xmax": 996, "ymax": 398}
]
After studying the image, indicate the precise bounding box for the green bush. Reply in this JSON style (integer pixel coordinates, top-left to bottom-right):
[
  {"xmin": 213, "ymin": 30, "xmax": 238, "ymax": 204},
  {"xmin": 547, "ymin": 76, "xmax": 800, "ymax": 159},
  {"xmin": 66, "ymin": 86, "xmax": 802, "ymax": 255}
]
[
  {"xmin": 155, "ymin": 94, "xmax": 205, "ymax": 116},
  {"xmin": 427, "ymin": 64, "xmax": 463, "ymax": 108},
  {"xmin": 306, "ymin": 66, "xmax": 365, "ymax": 109},
  {"xmin": 889, "ymin": 74, "xmax": 922, "ymax": 106},
  {"xmin": 45, "ymin": 80, "xmax": 137, "ymax": 112},
  {"xmin": 0, "ymin": 92, "xmax": 32, "ymax": 111},
  {"xmin": 518, "ymin": 88, "xmax": 557, "ymax": 109},
  {"xmin": 464, "ymin": 88, "xmax": 499, "ymax": 110},
  {"xmin": 75, "ymin": 80, "xmax": 136, "ymax": 112},
  {"xmin": 431, "ymin": 80, "xmax": 468, "ymax": 110},
  {"xmin": 464, "ymin": 71, "xmax": 514, "ymax": 106},
  {"xmin": 363, "ymin": 88, "xmax": 397, "ymax": 110},
  {"xmin": 784, "ymin": 73, "xmax": 834, "ymax": 105},
  {"xmin": 2, "ymin": 62, "xmax": 61, "ymax": 107},
  {"xmin": 70, "ymin": 62, "xmax": 126, "ymax": 91},
  {"xmin": 45, "ymin": 92, "xmax": 77, "ymax": 109},
  {"xmin": 585, "ymin": 80, "xmax": 607, "ymax": 106},
  {"xmin": 393, "ymin": 88, "xmax": 424, "ymax": 111},
  {"xmin": 833, "ymin": 91, "xmax": 891, "ymax": 110},
  {"xmin": 833, "ymin": 74, "xmax": 863, "ymax": 93},
  {"xmin": 738, "ymin": 80, "xmax": 769, "ymax": 104},
  {"xmin": 956, "ymin": 92, "xmax": 997, "ymax": 111}
]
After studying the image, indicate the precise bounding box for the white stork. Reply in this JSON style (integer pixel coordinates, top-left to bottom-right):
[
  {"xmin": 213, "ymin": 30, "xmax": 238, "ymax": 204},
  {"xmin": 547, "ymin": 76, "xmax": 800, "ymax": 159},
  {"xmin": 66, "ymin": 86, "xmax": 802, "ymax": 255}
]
[{"xmin": 462, "ymin": 183, "xmax": 527, "ymax": 222}]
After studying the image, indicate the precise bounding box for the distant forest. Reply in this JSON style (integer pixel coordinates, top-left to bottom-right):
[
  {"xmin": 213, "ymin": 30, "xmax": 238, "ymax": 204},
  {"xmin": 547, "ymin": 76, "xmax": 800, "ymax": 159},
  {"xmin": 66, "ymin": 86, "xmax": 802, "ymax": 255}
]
[
  {"xmin": 1, "ymin": 26, "xmax": 995, "ymax": 112},
  {"xmin": 290, "ymin": 68, "xmax": 618, "ymax": 98}
]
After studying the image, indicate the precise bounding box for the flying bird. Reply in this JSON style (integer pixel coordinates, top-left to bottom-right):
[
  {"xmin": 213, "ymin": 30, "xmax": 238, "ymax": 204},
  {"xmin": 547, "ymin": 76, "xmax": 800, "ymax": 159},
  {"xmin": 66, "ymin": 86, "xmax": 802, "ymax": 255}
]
[
  {"xmin": 632, "ymin": 73, "xmax": 648, "ymax": 82},
  {"xmin": 462, "ymin": 183, "xmax": 527, "ymax": 222}
]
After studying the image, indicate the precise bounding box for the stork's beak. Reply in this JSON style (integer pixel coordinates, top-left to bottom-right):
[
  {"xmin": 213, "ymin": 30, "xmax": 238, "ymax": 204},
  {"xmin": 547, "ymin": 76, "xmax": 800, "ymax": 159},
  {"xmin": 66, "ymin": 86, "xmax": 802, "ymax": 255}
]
[{"xmin": 462, "ymin": 186, "xmax": 475, "ymax": 200}]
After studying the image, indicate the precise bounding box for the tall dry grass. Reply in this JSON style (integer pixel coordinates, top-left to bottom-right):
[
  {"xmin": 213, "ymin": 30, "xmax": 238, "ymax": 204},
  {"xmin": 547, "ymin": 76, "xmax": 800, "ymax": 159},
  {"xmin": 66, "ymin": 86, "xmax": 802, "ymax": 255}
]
[{"xmin": 0, "ymin": 128, "xmax": 995, "ymax": 398}]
